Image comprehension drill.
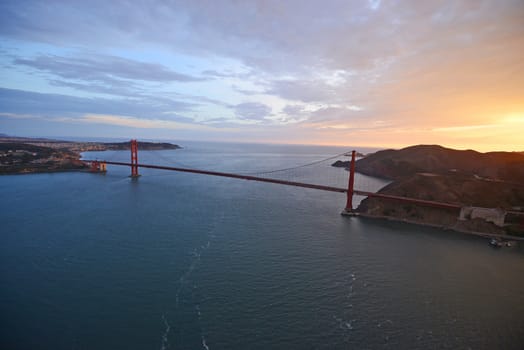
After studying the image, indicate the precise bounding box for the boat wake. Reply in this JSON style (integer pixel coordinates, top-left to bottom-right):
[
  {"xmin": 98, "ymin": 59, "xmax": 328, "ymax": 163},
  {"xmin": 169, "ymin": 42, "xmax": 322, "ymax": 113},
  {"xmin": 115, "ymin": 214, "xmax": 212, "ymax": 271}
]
[
  {"xmin": 202, "ymin": 337, "xmax": 210, "ymax": 350},
  {"xmin": 167, "ymin": 210, "xmax": 224, "ymax": 349},
  {"xmin": 160, "ymin": 314, "xmax": 171, "ymax": 350},
  {"xmin": 174, "ymin": 241, "xmax": 210, "ymax": 308},
  {"xmin": 333, "ymin": 315, "xmax": 356, "ymax": 331}
]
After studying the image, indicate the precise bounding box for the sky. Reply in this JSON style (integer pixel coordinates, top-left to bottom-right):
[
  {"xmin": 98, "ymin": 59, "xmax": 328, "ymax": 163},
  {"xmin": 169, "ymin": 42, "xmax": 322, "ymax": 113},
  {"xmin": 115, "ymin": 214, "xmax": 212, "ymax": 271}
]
[{"xmin": 0, "ymin": 0, "xmax": 523, "ymax": 151}]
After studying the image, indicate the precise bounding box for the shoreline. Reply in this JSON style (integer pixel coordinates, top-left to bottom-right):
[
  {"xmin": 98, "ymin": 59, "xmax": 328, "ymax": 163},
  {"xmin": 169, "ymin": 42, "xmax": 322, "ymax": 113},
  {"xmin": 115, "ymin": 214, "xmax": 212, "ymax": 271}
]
[
  {"xmin": 0, "ymin": 167, "xmax": 91, "ymax": 175},
  {"xmin": 0, "ymin": 138, "xmax": 180, "ymax": 175},
  {"xmin": 342, "ymin": 211, "xmax": 524, "ymax": 242}
]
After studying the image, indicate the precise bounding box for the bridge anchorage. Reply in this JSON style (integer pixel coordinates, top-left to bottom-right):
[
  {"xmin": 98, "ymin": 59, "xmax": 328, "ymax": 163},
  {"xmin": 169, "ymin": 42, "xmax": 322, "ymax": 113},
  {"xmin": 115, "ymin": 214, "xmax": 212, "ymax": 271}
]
[
  {"xmin": 84, "ymin": 139, "xmax": 358, "ymax": 212},
  {"xmin": 89, "ymin": 160, "xmax": 107, "ymax": 173}
]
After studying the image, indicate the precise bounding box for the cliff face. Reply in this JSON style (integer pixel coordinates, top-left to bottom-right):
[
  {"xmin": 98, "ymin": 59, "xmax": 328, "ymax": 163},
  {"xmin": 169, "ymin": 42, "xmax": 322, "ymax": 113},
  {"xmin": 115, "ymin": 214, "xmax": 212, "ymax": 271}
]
[{"xmin": 347, "ymin": 145, "xmax": 524, "ymax": 236}]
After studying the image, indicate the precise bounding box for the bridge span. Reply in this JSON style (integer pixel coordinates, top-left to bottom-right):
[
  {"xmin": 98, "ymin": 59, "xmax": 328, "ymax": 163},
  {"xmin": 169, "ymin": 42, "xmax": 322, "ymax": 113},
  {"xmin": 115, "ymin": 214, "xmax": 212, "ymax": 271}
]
[{"xmin": 83, "ymin": 139, "xmax": 461, "ymax": 213}]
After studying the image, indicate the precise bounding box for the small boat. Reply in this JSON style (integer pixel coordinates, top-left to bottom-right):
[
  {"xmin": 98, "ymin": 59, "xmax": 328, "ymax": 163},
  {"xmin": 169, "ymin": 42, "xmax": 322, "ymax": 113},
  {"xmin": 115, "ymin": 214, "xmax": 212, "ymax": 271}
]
[{"xmin": 489, "ymin": 238, "xmax": 503, "ymax": 247}]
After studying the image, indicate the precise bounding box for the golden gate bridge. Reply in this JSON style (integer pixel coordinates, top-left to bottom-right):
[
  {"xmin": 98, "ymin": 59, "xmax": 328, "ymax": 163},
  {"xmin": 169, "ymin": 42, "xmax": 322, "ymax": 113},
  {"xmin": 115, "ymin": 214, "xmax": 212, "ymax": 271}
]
[{"xmin": 83, "ymin": 139, "xmax": 462, "ymax": 214}]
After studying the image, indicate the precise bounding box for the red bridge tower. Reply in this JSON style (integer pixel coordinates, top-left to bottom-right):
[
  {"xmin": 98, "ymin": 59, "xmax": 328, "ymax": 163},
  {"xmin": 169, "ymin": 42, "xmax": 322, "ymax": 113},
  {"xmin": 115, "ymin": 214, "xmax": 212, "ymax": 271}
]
[
  {"xmin": 344, "ymin": 150, "xmax": 356, "ymax": 212},
  {"xmin": 130, "ymin": 139, "xmax": 139, "ymax": 177}
]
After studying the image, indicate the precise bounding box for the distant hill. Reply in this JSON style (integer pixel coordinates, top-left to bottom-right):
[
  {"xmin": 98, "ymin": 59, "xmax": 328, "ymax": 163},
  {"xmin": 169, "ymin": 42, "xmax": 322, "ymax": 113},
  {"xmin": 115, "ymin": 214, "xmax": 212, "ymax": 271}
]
[
  {"xmin": 0, "ymin": 137, "xmax": 181, "ymax": 174},
  {"xmin": 334, "ymin": 145, "xmax": 524, "ymax": 183},
  {"xmin": 103, "ymin": 141, "xmax": 180, "ymax": 151},
  {"xmin": 0, "ymin": 136, "xmax": 181, "ymax": 152}
]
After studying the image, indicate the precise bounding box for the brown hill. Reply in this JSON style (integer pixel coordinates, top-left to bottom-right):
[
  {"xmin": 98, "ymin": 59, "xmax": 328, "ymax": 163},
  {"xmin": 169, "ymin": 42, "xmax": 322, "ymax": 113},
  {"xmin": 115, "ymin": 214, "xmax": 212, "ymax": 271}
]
[{"xmin": 351, "ymin": 145, "xmax": 524, "ymax": 183}]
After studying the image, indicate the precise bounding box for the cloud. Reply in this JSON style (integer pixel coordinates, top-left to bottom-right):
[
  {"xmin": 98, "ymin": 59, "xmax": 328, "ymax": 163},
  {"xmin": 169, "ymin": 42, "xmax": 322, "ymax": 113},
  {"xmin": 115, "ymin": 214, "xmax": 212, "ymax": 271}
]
[
  {"xmin": 1, "ymin": 0, "xmax": 523, "ymax": 150},
  {"xmin": 267, "ymin": 79, "xmax": 338, "ymax": 103},
  {"xmin": 201, "ymin": 69, "xmax": 236, "ymax": 78},
  {"xmin": 14, "ymin": 54, "xmax": 204, "ymax": 83},
  {"xmin": 368, "ymin": 0, "xmax": 381, "ymax": 11},
  {"xmin": 282, "ymin": 104, "xmax": 307, "ymax": 116},
  {"xmin": 0, "ymin": 112, "xmax": 218, "ymax": 132},
  {"xmin": 0, "ymin": 87, "xmax": 196, "ymax": 121},
  {"xmin": 234, "ymin": 102, "xmax": 272, "ymax": 121},
  {"xmin": 48, "ymin": 79, "xmax": 144, "ymax": 97},
  {"xmin": 0, "ymin": 1, "xmax": 409, "ymax": 72},
  {"xmin": 77, "ymin": 114, "xmax": 214, "ymax": 131},
  {"xmin": 2, "ymin": 1, "xmax": 523, "ymax": 75}
]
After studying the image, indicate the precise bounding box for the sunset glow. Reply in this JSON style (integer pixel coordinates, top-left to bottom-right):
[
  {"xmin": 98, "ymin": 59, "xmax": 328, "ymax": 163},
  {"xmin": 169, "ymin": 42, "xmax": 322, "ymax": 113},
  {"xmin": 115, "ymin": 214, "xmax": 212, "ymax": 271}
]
[{"xmin": 1, "ymin": 1, "xmax": 523, "ymax": 151}]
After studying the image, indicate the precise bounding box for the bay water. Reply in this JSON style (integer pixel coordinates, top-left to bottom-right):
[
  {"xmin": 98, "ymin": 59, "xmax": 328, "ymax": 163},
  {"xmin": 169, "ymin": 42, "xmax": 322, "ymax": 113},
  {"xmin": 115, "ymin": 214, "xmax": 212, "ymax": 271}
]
[{"xmin": 1, "ymin": 142, "xmax": 523, "ymax": 349}]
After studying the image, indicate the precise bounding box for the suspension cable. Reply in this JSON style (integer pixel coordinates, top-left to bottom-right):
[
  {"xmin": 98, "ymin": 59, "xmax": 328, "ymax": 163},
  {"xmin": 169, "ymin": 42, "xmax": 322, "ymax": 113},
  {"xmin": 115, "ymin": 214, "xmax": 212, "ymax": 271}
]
[
  {"xmin": 149, "ymin": 150, "xmax": 200, "ymax": 169},
  {"xmin": 142, "ymin": 148, "xmax": 353, "ymax": 177},
  {"xmin": 242, "ymin": 151, "xmax": 352, "ymax": 175}
]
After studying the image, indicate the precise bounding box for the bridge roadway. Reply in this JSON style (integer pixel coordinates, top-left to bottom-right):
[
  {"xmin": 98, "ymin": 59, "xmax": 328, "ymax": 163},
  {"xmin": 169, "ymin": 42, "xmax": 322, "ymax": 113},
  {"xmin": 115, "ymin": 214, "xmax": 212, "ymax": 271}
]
[{"xmin": 85, "ymin": 160, "xmax": 462, "ymax": 211}]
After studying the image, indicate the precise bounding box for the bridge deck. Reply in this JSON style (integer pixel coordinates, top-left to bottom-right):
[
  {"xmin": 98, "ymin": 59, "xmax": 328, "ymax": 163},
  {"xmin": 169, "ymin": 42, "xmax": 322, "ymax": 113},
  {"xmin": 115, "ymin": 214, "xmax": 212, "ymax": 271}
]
[
  {"xmin": 84, "ymin": 160, "xmax": 462, "ymax": 211},
  {"xmin": 94, "ymin": 160, "xmax": 348, "ymax": 193}
]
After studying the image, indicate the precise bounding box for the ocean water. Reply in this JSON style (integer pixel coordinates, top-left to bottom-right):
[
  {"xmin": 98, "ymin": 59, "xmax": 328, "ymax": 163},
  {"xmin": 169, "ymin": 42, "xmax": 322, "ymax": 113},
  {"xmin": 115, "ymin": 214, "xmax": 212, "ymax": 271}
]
[{"xmin": 1, "ymin": 141, "xmax": 523, "ymax": 349}]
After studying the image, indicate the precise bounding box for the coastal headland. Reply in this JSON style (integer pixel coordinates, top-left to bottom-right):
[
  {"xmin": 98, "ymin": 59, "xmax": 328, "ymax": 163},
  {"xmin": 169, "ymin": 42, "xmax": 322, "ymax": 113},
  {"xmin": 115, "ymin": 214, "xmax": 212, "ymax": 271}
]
[{"xmin": 333, "ymin": 145, "xmax": 524, "ymax": 237}]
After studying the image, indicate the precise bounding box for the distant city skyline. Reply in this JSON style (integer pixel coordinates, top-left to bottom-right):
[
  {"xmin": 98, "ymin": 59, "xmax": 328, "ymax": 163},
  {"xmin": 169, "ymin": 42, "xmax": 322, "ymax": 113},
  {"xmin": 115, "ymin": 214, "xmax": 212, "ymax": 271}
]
[{"xmin": 1, "ymin": 0, "xmax": 523, "ymax": 151}]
